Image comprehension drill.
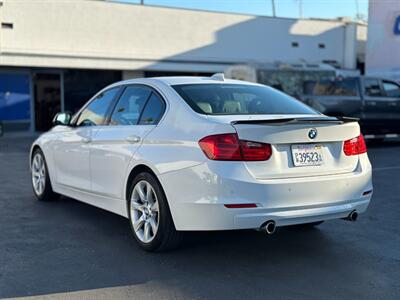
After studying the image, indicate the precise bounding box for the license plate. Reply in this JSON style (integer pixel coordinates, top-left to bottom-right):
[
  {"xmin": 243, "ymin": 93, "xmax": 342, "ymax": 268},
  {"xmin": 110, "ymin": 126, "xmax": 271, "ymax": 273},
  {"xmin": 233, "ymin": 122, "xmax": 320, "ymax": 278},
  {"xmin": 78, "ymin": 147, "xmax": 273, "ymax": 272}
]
[{"xmin": 291, "ymin": 144, "xmax": 324, "ymax": 167}]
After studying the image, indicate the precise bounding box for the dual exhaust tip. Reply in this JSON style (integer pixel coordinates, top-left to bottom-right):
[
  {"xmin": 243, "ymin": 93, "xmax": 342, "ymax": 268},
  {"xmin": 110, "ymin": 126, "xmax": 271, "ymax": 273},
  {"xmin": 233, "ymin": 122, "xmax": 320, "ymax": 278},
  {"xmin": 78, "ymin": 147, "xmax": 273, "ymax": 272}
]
[
  {"xmin": 343, "ymin": 210, "xmax": 358, "ymax": 222},
  {"xmin": 260, "ymin": 221, "xmax": 276, "ymax": 235},
  {"xmin": 260, "ymin": 210, "xmax": 358, "ymax": 235}
]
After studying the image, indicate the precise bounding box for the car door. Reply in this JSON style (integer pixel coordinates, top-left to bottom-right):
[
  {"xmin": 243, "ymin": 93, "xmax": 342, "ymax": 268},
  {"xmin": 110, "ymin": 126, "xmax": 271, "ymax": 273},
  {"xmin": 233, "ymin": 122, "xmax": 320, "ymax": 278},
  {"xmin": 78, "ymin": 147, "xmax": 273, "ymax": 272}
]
[
  {"xmin": 52, "ymin": 87, "xmax": 120, "ymax": 191},
  {"xmin": 362, "ymin": 78, "xmax": 393, "ymax": 134},
  {"xmin": 381, "ymin": 80, "xmax": 400, "ymax": 133},
  {"xmin": 90, "ymin": 85, "xmax": 166, "ymax": 199}
]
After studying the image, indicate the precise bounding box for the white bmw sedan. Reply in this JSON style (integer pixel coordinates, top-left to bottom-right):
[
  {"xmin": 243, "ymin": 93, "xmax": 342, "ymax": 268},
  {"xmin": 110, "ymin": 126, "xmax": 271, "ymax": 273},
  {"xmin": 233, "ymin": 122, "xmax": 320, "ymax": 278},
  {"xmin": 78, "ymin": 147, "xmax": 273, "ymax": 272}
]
[{"xmin": 30, "ymin": 75, "xmax": 373, "ymax": 251}]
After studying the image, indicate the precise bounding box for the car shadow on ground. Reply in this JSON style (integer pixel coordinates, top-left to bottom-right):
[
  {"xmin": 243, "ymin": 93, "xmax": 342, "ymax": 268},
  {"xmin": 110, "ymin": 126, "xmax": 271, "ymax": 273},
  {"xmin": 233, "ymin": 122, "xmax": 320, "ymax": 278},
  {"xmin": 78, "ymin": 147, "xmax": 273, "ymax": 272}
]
[
  {"xmin": 1, "ymin": 193, "xmax": 380, "ymax": 299},
  {"xmin": 1, "ymin": 139, "xmax": 399, "ymax": 299}
]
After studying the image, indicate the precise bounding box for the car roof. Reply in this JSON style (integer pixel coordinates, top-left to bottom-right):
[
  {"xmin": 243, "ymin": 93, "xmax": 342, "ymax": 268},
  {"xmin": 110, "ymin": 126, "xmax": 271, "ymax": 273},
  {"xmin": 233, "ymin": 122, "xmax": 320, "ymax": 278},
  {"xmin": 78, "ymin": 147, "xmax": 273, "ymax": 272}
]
[{"xmin": 113, "ymin": 76, "xmax": 259, "ymax": 87}]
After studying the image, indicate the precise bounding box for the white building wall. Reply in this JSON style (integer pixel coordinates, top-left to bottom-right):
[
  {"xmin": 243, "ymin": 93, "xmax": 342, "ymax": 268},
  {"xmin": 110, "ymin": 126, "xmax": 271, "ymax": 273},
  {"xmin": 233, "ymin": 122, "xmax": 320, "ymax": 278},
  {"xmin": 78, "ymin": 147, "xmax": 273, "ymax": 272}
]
[
  {"xmin": 0, "ymin": 0, "xmax": 357, "ymax": 72},
  {"xmin": 366, "ymin": 0, "xmax": 400, "ymax": 80}
]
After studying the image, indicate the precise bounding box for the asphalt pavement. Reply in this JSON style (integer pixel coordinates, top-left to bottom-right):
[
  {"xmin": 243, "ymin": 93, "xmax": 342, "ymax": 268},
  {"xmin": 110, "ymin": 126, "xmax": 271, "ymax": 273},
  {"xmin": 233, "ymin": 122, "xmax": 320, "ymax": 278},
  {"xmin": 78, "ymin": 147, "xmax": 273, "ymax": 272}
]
[{"xmin": 0, "ymin": 136, "xmax": 399, "ymax": 299}]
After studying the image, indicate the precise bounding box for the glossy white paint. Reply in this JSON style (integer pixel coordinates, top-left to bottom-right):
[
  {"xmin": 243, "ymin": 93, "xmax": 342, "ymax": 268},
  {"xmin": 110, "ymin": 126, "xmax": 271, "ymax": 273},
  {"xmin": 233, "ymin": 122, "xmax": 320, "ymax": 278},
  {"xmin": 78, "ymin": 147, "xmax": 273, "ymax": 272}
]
[
  {"xmin": 233, "ymin": 121, "xmax": 360, "ymax": 179},
  {"xmin": 90, "ymin": 124, "xmax": 156, "ymax": 199},
  {"xmin": 30, "ymin": 76, "xmax": 373, "ymax": 230},
  {"xmin": 52, "ymin": 126, "xmax": 92, "ymax": 191}
]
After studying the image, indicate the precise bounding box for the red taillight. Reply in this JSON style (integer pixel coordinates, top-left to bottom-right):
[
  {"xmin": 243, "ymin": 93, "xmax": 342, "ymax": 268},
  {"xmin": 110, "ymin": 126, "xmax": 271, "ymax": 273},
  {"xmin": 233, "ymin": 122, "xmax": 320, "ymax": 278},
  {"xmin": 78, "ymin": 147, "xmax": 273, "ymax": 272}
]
[
  {"xmin": 239, "ymin": 140, "xmax": 272, "ymax": 161},
  {"xmin": 199, "ymin": 133, "xmax": 242, "ymax": 160},
  {"xmin": 343, "ymin": 134, "xmax": 367, "ymax": 156},
  {"xmin": 199, "ymin": 133, "xmax": 272, "ymax": 161}
]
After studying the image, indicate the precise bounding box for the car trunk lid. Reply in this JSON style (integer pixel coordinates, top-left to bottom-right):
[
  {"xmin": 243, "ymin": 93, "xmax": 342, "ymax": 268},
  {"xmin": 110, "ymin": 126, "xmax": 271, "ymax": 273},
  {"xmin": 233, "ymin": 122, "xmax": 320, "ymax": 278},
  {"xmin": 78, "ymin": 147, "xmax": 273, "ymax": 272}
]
[{"xmin": 228, "ymin": 115, "xmax": 361, "ymax": 179}]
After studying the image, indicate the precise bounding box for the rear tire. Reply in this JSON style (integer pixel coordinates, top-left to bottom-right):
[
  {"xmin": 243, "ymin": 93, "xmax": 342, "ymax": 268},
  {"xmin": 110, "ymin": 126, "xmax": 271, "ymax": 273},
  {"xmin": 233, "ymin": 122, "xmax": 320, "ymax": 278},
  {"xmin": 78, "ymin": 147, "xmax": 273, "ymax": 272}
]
[
  {"xmin": 127, "ymin": 172, "xmax": 182, "ymax": 252},
  {"xmin": 31, "ymin": 148, "xmax": 59, "ymax": 201}
]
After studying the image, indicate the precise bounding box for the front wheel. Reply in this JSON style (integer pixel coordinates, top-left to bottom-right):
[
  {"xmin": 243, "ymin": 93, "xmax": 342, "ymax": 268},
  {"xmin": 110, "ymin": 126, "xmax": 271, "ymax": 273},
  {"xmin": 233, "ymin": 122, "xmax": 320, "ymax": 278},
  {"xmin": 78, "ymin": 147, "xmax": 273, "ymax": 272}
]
[
  {"xmin": 128, "ymin": 172, "xmax": 182, "ymax": 252},
  {"xmin": 31, "ymin": 148, "xmax": 59, "ymax": 201}
]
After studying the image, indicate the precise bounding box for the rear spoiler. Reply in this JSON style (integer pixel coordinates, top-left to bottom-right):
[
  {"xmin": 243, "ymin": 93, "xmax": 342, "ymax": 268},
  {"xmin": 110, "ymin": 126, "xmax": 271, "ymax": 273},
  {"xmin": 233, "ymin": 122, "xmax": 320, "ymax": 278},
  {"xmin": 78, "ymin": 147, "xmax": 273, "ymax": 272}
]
[{"xmin": 231, "ymin": 116, "xmax": 359, "ymax": 125}]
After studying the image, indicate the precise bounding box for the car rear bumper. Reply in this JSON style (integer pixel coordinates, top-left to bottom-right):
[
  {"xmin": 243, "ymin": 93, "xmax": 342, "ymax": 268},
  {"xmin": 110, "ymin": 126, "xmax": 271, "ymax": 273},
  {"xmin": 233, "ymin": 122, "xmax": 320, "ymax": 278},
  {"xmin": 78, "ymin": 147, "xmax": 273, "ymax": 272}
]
[
  {"xmin": 159, "ymin": 154, "xmax": 372, "ymax": 231},
  {"xmin": 234, "ymin": 198, "xmax": 370, "ymax": 228}
]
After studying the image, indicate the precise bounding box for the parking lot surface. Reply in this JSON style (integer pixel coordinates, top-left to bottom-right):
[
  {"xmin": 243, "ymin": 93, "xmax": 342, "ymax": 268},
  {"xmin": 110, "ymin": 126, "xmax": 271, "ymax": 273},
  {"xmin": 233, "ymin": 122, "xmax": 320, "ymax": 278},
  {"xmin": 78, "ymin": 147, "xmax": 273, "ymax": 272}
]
[{"xmin": 0, "ymin": 136, "xmax": 399, "ymax": 300}]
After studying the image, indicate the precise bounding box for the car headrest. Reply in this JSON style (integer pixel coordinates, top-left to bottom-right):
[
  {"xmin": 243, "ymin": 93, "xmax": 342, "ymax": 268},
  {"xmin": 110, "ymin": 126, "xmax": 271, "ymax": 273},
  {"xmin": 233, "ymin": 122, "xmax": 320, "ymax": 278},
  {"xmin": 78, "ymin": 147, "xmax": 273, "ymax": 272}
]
[
  {"xmin": 222, "ymin": 101, "xmax": 241, "ymax": 113},
  {"xmin": 197, "ymin": 102, "xmax": 213, "ymax": 114}
]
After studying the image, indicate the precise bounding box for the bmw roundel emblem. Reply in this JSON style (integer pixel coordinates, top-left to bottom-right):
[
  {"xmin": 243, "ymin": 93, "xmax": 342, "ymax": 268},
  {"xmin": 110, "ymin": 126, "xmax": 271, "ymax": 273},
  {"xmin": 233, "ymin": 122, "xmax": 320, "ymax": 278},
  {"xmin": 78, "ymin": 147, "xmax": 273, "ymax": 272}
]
[{"xmin": 308, "ymin": 128, "xmax": 317, "ymax": 139}]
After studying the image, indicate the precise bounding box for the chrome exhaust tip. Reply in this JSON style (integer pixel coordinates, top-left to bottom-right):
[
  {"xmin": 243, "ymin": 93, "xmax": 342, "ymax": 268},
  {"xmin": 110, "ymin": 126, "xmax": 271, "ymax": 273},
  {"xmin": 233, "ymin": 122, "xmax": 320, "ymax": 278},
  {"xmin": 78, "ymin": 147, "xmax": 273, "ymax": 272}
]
[
  {"xmin": 343, "ymin": 210, "xmax": 358, "ymax": 222},
  {"xmin": 261, "ymin": 221, "xmax": 276, "ymax": 235}
]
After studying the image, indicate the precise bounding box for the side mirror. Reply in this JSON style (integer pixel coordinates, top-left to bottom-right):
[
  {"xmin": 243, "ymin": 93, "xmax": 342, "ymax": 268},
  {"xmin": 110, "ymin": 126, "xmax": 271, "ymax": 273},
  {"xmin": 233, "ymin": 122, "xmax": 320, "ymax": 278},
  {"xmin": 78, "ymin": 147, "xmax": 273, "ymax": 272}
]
[{"xmin": 53, "ymin": 112, "xmax": 72, "ymax": 126}]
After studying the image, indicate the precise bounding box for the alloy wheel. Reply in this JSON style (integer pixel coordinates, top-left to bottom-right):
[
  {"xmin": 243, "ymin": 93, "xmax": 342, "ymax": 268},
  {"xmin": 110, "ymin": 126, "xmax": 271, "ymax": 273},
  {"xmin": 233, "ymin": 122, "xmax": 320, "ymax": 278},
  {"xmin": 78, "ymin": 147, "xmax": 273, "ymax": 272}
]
[
  {"xmin": 32, "ymin": 153, "xmax": 46, "ymax": 196},
  {"xmin": 130, "ymin": 180, "xmax": 160, "ymax": 243}
]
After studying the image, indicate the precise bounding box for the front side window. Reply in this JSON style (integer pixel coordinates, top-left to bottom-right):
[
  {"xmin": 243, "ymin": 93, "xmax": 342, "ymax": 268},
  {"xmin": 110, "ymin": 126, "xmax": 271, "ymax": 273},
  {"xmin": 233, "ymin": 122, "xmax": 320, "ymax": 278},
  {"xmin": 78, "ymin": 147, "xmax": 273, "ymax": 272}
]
[
  {"xmin": 109, "ymin": 86, "xmax": 152, "ymax": 126},
  {"xmin": 172, "ymin": 84, "xmax": 317, "ymax": 115},
  {"xmin": 382, "ymin": 81, "xmax": 400, "ymax": 97},
  {"xmin": 364, "ymin": 79, "xmax": 383, "ymax": 97},
  {"xmin": 76, "ymin": 87, "xmax": 119, "ymax": 126}
]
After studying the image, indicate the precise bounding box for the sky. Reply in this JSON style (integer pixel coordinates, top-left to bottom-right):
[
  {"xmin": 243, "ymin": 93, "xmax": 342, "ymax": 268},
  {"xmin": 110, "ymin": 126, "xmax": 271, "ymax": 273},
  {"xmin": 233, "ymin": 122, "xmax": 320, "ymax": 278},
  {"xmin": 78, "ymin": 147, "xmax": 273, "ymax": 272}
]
[{"xmin": 114, "ymin": 0, "xmax": 369, "ymax": 21}]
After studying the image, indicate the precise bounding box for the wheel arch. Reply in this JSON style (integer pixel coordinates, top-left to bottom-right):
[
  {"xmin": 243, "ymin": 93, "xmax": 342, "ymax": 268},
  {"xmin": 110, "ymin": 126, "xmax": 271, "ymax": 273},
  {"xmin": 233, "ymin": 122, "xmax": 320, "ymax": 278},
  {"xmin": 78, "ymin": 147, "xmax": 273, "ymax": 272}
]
[
  {"xmin": 30, "ymin": 142, "xmax": 58, "ymax": 191},
  {"xmin": 124, "ymin": 163, "xmax": 177, "ymax": 226},
  {"xmin": 30, "ymin": 144, "xmax": 42, "ymax": 168},
  {"xmin": 125, "ymin": 164, "xmax": 159, "ymax": 201}
]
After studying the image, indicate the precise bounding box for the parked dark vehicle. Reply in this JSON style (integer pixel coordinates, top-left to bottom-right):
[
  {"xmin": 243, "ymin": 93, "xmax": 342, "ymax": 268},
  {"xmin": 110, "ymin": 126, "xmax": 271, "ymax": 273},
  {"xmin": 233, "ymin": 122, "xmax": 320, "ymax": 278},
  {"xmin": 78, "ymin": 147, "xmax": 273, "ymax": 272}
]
[{"xmin": 301, "ymin": 77, "xmax": 400, "ymax": 135}]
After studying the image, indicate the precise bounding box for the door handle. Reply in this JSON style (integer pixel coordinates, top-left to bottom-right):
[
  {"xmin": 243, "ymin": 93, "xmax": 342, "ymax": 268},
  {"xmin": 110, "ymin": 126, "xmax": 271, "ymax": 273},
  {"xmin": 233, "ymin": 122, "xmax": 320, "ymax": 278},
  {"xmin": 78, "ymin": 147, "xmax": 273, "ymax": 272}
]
[
  {"xmin": 81, "ymin": 137, "xmax": 92, "ymax": 143},
  {"xmin": 126, "ymin": 135, "xmax": 141, "ymax": 143}
]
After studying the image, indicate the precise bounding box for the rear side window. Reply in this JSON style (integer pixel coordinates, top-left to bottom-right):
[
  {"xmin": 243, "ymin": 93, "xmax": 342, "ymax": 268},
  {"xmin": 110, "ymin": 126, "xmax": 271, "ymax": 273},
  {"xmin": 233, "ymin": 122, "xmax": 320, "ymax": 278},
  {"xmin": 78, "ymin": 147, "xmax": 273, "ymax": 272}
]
[
  {"xmin": 305, "ymin": 78, "xmax": 358, "ymax": 96},
  {"xmin": 364, "ymin": 79, "xmax": 383, "ymax": 97},
  {"xmin": 110, "ymin": 86, "xmax": 151, "ymax": 125},
  {"xmin": 172, "ymin": 84, "xmax": 317, "ymax": 115},
  {"xmin": 138, "ymin": 93, "xmax": 165, "ymax": 125}
]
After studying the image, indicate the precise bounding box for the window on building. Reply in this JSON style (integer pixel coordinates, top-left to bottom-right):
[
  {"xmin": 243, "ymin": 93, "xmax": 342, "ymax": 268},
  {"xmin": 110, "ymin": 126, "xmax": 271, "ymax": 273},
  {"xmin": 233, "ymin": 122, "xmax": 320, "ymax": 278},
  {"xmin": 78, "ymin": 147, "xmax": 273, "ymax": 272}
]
[
  {"xmin": 1, "ymin": 23, "xmax": 13, "ymax": 29},
  {"xmin": 0, "ymin": 73, "xmax": 30, "ymax": 122},
  {"xmin": 318, "ymin": 43, "xmax": 326, "ymax": 49},
  {"xmin": 76, "ymin": 87, "xmax": 119, "ymax": 126},
  {"xmin": 291, "ymin": 42, "xmax": 299, "ymax": 48}
]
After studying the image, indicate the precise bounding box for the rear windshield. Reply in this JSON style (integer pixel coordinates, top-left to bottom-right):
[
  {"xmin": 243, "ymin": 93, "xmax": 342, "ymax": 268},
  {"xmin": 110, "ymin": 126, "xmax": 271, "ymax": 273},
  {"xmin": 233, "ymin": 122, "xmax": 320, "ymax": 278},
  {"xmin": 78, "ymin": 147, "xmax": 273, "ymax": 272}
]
[
  {"xmin": 172, "ymin": 84, "xmax": 317, "ymax": 115},
  {"xmin": 303, "ymin": 78, "xmax": 358, "ymax": 96}
]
